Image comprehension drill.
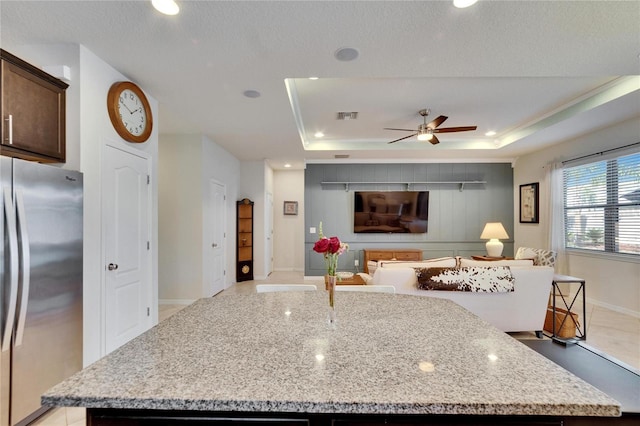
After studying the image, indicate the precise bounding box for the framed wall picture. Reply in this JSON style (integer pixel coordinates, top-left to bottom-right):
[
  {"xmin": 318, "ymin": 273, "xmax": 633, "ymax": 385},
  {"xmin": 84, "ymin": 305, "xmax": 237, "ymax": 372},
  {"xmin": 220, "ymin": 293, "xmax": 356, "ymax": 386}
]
[
  {"xmin": 283, "ymin": 201, "xmax": 298, "ymax": 215},
  {"xmin": 519, "ymin": 182, "xmax": 539, "ymax": 223}
]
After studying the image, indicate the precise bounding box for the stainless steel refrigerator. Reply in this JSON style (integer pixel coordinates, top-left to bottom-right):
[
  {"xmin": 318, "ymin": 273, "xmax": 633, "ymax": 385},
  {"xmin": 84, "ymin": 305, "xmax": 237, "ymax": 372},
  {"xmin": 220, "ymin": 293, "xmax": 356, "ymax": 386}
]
[{"xmin": 1, "ymin": 156, "xmax": 83, "ymax": 426}]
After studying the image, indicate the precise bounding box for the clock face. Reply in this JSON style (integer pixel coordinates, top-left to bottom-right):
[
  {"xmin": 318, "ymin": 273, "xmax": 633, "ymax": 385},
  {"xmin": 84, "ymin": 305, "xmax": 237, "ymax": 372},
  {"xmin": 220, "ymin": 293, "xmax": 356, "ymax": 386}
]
[
  {"xmin": 107, "ymin": 81, "xmax": 153, "ymax": 143},
  {"xmin": 118, "ymin": 89, "xmax": 147, "ymax": 136}
]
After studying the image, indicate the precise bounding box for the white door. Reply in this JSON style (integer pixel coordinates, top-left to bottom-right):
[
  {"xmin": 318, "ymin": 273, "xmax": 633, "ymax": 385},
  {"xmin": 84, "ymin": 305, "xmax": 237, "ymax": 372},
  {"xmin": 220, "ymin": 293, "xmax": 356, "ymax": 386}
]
[
  {"xmin": 205, "ymin": 180, "xmax": 226, "ymax": 296},
  {"xmin": 103, "ymin": 145, "xmax": 151, "ymax": 354},
  {"xmin": 266, "ymin": 192, "xmax": 274, "ymax": 276}
]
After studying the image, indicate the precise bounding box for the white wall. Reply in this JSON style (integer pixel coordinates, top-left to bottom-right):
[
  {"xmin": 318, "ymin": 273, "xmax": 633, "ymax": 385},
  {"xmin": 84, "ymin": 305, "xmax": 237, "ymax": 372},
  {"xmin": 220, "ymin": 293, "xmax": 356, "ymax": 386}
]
[
  {"xmin": 513, "ymin": 117, "xmax": 640, "ymax": 317},
  {"xmin": 201, "ymin": 135, "xmax": 240, "ymax": 291},
  {"xmin": 79, "ymin": 45, "xmax": 160, "ymax": 365},
  {"xmin": 7, "ymin": 44, "xmax": 161, "ymax": 366},
  {"xmin": 239, "ymin": 161, "xmax": 271, "ymax": 280},
  {"xmin": 273, "ymin": 170, "xmax": 305, "ymax": 271},
  {"xmin": 158, "ymin": 135, "xmax": 203, "ymax": 301},
  {"xmin": 158, "ymin": 134, "xmax": 240, "ymax": 301},
  {"xmin": 263, "ymin": 165, "xmax": 274, "ymax": 276}
]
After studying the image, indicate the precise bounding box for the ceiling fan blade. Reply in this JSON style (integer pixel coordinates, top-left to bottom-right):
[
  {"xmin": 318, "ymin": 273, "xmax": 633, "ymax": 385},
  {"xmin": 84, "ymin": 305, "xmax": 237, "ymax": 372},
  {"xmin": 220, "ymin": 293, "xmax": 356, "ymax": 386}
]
[
  {"xmin": 429, "ymin": 134, "xmax": 440, "ymax": 145},
  {"xmin": 433, "ymin": 126, "xmax": 477, "ymax": 133},
  {"xmin": 384, "ymin": 127, "xmax": 415, "ymax": 132},
  {"xmin": 388, "ymin": 133, "xmax": 417, "ymax": 144},
  {"xmin": 426, "ymin": 115, "xmax": 448, "ymax": 129}
]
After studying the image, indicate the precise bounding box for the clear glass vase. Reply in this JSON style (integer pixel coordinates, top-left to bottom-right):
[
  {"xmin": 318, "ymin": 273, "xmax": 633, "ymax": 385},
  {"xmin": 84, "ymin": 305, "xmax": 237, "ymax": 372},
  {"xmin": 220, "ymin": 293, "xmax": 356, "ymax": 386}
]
[{"xmin": 326, "ymin": 275, "xmax": 337, "ymax": 326}]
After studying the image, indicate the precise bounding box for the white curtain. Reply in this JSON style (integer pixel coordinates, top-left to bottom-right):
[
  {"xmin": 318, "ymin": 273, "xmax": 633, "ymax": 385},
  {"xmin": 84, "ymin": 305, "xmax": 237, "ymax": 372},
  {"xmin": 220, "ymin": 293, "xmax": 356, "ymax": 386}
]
[{"xmin": 547, "ymin": 162, "xmax": 567, "ymax": 274}]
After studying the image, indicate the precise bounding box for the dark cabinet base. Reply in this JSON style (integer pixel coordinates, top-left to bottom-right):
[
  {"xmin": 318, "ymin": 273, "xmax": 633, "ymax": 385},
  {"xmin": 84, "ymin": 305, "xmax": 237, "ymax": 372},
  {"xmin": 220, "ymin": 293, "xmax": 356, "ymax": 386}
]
[{"xmin": 236, "ymin": 260, "xmax": 253, "ymax": 282}]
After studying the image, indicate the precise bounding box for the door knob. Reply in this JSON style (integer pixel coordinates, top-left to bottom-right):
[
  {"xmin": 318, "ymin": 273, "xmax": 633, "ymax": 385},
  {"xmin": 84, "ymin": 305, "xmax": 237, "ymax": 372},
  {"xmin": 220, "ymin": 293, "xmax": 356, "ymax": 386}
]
[{"xmin": 108, "ymin": 263, "xmax": 119, "ymax": 271}]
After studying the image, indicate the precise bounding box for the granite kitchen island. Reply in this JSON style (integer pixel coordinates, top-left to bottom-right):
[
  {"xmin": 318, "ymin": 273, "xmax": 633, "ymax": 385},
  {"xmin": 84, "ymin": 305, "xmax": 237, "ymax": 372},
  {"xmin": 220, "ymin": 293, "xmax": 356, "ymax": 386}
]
[{"xmin": 43, "ymin": 291, "xmax": 625, "ymax": 425}]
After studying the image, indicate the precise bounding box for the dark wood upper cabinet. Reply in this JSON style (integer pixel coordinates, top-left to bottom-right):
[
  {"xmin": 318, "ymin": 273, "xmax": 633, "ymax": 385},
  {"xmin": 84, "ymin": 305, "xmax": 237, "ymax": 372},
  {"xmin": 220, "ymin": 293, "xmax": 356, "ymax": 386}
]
[{"xmin": 1, "ymin": 49, "xmax": 68, "ymax": 163}]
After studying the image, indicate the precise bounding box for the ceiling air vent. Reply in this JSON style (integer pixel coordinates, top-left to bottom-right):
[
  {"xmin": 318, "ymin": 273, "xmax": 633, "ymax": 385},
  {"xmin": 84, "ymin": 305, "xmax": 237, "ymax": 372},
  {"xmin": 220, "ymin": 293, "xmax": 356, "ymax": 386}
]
[
  {"xmin": 336, "ymin": 112, "xmax": 358, "ymax": 120},
  {"xmin": 335, "ymin": 154, "xmax": 350, "ymax": 159}
]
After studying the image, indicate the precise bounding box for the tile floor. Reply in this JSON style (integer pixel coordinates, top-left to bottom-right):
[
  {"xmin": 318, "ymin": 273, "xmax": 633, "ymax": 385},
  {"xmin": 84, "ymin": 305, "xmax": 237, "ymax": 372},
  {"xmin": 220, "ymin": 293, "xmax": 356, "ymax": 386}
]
[{"xmin": 30, "ymin": 271, "xmax": 639, "ymax": 425}]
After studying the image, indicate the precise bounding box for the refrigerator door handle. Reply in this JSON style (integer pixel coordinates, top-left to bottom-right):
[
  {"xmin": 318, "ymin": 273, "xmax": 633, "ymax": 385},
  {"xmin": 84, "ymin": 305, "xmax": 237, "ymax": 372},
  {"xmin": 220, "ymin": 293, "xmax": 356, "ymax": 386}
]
[
  {"xmin": 1, "ymin": 188, "xmax": 19, "ymax": 351},
  {"xmin": 14, "ymin": 190, "xmax": 30, "ymax": 347}
]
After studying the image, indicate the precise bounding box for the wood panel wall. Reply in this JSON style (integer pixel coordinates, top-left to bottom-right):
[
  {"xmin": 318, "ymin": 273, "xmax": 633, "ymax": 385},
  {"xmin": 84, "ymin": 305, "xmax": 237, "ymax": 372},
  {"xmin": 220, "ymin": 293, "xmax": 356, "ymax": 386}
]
[{"xmin": 304, "ymin": 163, "xmax": 513, "ymax": 276}]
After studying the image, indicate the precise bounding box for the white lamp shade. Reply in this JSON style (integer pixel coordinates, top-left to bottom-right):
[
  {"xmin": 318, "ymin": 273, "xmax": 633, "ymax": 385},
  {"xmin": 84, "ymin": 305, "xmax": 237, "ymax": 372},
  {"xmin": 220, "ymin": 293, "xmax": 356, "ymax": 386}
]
[
  {"xmin": 480, "ymin": 222, "xmax": 509, "ymax": 257},
  {"xmin": 480, "ymin": 222, "xmax": 509, "ymax": 240}
]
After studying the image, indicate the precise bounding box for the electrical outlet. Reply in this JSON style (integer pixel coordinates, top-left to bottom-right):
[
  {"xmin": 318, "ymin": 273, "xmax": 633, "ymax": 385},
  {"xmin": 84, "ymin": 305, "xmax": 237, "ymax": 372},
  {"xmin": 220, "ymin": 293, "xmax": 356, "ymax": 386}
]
[
  {"xmin": 310, "ymin": 227, "xmax": 316, "ymax": 234},
  {"xmin": 354, "ymin": 259, "xmax": 359, "ymax": 266}
]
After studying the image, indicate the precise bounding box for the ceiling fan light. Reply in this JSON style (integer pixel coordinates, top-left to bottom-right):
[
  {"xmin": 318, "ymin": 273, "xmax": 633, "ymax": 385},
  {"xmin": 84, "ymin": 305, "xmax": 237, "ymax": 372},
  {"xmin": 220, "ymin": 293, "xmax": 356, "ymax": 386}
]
[{"xmin": 417, "ymin": 127, "xmax": 434, "ymax": 141}]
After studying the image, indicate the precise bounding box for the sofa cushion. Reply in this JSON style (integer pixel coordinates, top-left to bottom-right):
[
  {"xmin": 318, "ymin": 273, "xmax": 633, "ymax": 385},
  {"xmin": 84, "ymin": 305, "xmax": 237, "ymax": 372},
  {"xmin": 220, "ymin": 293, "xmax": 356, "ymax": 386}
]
[
  {"xmin": 370, "ymin": 267, "xmax": 417, "ymax": 289},
  {"xmin": 415, "ymin": 266, "xmax": 515, "ymax": 292},
  {"xmin": 379, "ymin": 257, "xmax": 457, "ymax": 269},
  {"xmin": 460, "ymin": 258, "xmax": 534, "ymax": 267}
]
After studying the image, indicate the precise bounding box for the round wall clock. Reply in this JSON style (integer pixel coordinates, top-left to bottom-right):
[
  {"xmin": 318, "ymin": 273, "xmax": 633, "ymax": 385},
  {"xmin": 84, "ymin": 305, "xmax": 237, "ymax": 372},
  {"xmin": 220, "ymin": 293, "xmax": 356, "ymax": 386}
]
[{"xmin": 107, "ymin": 81, "xmax": 153, "ymax": 143}]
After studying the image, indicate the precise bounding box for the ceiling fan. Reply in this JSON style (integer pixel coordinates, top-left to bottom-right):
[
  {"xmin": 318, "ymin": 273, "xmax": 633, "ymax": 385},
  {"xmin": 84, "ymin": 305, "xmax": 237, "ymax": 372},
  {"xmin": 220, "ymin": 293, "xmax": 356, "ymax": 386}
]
[{"xmin": 385, "ymin": 109, "xmax": 477, "ymax": 145}]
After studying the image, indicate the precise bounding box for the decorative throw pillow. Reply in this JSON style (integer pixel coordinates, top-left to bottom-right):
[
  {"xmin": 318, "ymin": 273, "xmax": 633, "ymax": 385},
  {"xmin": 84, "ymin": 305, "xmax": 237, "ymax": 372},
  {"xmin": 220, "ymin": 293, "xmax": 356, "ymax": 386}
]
[
  {"xmin": 515, "ymin": 247, "xmax": 557, "ymax": 267},
  {"xmin": 367, "ymin": 260, "xmax": 378, "ymax": 275}
]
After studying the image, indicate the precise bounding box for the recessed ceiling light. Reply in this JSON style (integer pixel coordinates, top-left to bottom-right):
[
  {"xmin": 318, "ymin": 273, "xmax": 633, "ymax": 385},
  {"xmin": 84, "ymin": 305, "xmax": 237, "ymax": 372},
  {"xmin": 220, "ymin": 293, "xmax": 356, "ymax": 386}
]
[
  {"xmin": 284, "ymin": 163, "xmax": 292, "ymax": 168},
  {"xmin": 453, "ymin": 0, "xmax": 478, "ymax": 8},
  {"xmin": 334, "ymin": 47, "xmax": 359, "ymax": 62},
  {"xmin": 309, "ymin": 77, "xmax": 319, "ymax": 80},
  {"xmin": 485, "ymin": 130, "xmax": 496, "ymax": 136},
  {"xmin": 243, "ymin": 90, "xmax": 261, "ymax": 98},
  {"xmin": 314, "ymin": 132, "xmax": 324, "ymax": 138},
  {"xmin": 151, "ymin": 0, "xmax": 180, "ymax": 15}
]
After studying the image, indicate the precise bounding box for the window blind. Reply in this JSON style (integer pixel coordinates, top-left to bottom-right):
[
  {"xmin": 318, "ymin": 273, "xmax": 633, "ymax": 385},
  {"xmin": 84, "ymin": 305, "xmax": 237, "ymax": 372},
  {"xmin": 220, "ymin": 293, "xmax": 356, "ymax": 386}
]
[{"xmin": 563, "ymin": 151, "xmax": 640, "ymax": 255}]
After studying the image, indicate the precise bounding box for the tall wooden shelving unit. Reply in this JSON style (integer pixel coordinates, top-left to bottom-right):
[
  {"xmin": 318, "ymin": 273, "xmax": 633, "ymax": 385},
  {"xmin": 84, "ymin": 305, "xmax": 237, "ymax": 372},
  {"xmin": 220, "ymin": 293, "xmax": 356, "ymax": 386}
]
[{"xmin": 236, "ymin": 198, "xmax": 254, "ymax": 282}]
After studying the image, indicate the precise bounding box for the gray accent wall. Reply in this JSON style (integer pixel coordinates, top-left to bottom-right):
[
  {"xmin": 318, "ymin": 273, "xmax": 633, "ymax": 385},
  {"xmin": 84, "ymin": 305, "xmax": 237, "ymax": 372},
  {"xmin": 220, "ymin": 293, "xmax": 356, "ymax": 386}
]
[{"xmin": 305, "ymin": 163, "xmax": 514, "ymax": 276}]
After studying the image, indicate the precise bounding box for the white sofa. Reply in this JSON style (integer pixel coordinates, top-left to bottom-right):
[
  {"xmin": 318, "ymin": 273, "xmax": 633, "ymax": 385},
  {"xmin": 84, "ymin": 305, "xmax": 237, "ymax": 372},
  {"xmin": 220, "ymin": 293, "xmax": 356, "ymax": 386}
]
[{"xmin": 360, "ymin": 257, "xmax": 554, "ymax": 334}]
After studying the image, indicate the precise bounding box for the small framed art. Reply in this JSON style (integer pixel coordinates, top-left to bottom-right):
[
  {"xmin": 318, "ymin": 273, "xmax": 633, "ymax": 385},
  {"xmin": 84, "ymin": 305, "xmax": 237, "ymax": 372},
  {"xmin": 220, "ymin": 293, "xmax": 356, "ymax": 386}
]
[
  {"xmin": 283, "ymin": 201, "xmax": 298, "ymax": 215},
  {"xmin": 519, "ymin": 182, "xmax": 539, "ymax": 224}
]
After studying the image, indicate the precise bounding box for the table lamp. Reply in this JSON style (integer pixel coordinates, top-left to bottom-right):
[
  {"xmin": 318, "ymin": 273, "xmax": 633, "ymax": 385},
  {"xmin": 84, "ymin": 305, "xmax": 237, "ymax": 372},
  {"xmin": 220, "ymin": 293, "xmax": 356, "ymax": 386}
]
[{"xmin": 480, "ymin": 222, "xmax": 509, "ymax": 257}]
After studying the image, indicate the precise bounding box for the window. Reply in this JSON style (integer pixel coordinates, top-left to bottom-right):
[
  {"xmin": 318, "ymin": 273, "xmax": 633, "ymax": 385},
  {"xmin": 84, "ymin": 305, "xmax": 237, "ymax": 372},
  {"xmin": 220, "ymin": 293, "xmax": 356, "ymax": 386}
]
[{"xmin": 563, "ymin": 151, "xmax": 640, "ymax": 255}]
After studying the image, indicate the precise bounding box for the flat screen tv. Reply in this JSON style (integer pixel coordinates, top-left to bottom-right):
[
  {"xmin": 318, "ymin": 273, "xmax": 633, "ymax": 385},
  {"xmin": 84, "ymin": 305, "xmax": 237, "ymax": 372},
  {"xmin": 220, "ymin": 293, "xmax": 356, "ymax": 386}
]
[{"xmin": 354, "ymin": 191, "xmax": 429, "ymax": 233}]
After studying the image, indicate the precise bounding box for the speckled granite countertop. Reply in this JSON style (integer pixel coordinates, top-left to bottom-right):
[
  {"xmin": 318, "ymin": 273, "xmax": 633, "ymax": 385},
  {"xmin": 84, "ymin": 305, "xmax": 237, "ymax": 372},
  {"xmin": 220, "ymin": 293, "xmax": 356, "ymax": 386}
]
[{"xmin": 43, "ymin": 292, "xmax": 620, "ymax": 417}]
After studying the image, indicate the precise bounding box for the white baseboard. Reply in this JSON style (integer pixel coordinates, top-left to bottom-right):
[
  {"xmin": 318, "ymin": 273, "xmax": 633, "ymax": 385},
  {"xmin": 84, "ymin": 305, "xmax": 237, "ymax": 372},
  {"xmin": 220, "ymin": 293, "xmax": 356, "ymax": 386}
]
[
  {"xmin": 159, "ymin": 299, "xmax": 196, "ymax": 306},
  {"xmin": 273, "ymin": 267, "xmax": 305, "ymax": 272},
  {"xmin": 586, "ymin": 297, "xmax": 640, "ymax": 319}
]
